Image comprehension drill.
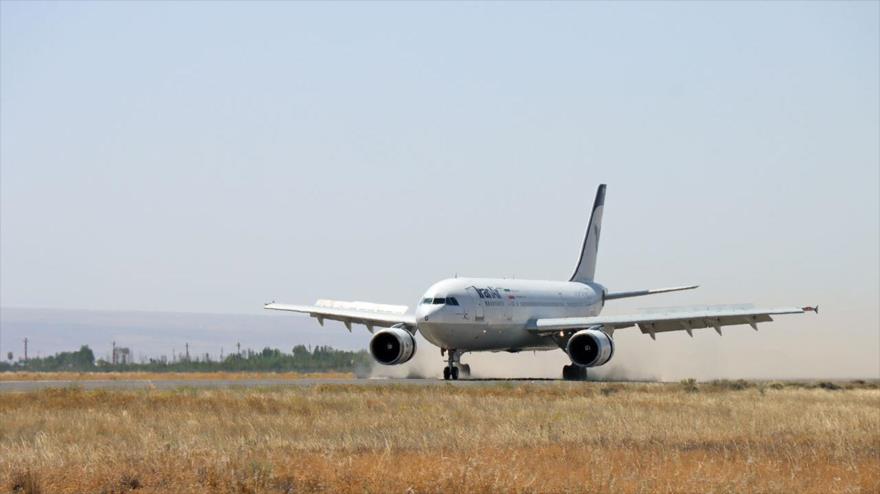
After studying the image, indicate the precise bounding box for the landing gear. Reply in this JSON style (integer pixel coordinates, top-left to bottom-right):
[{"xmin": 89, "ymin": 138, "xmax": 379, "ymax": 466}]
[
  {"xmin": 563, "ymin": 364, "xmax": 588, "ymax": 381},
  {"xmin": 443, "ymin": 366, "xmax": 461, "ymax": 380},
  {"xmin": 443, "ymin": 349, "xmax": 466, "ymax": 380}
]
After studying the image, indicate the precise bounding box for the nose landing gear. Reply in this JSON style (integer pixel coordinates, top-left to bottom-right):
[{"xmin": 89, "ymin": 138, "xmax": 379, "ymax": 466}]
[
  {"xmin": 442, "ymin": 349, "xmax": 469, "ymax": 380},
  {"xmin": 443, "ymin": 366, "xmax": 458, "ymax": 380}
]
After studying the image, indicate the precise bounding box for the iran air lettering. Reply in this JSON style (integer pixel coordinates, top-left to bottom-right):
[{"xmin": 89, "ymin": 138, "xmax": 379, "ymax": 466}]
[{"xmin": 473, "ymin": 287, "xmax": 503, "ymax": 299}]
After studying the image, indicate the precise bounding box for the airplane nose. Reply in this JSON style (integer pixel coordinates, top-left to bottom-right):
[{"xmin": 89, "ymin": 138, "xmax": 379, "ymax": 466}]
[{"xmin": 417, "ymin": 304, "xmax": 442, "ymax": 322}]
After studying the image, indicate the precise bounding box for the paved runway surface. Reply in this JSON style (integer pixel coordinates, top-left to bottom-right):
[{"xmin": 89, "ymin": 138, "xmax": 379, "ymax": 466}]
[{"xmin": 0, "ymin": 378, "xmax": 572, "ymax": 391}]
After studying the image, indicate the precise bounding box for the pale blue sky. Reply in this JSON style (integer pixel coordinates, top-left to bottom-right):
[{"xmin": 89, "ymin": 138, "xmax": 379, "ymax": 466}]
[{"xmin": 1, "ymin": 2, "xmax": 878, "ymax": 376}]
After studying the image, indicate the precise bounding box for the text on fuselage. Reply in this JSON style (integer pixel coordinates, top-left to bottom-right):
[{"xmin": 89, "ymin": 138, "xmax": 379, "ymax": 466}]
[{"xmin": 474, "ymin": 287, "xmax": 503, "ymax": 299}]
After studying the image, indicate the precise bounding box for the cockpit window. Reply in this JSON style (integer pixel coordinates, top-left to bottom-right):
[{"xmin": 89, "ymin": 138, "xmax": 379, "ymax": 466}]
[
  {"xmin": 421, "ymin": 298, "xmax": 433, "ymax": 304},
  {"xmin": 447, "ymin": 297, "xmax": 459, "ymax": 306},
  {"xmin": 432, "ymin": 297, "xmax": 446, "ymax": 305}
]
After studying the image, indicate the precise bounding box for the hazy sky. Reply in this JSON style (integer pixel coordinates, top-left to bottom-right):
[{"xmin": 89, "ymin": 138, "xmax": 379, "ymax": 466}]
[{"xmin": 1, "ymin": 2, "xmax": 878, "ymax": 376}]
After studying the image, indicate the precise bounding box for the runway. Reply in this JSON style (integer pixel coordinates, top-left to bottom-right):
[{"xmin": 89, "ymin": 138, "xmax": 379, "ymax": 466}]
[{"xmin": 0, "ymin": 377, "xmax": 569, "ymax": 392}]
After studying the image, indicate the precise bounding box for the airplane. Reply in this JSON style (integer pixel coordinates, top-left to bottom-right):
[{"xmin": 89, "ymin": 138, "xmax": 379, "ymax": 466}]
[{"xmin": 265, "ymin": 185, "xmax": 816, "ymax": 380}]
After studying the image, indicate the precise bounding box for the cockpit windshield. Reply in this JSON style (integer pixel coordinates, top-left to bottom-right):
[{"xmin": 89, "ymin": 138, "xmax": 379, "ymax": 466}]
[{"xmin": 421, "ymin": 297, "xmax": 459, "ymax": 306}]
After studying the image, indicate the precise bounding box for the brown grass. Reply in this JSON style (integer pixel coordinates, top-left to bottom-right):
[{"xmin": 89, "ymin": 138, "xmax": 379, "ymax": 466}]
[
  {"xmin": 1, "ymin": 382, "xmax": 878, "ymax": 493},
  {"xmin": 0, "ymin": 371, "xmax": 353, "ymax": 382}
]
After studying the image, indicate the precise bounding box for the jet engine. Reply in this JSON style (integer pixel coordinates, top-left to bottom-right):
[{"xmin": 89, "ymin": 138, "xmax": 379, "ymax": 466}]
[
  {"xmin": 369, "ymin": 326, "xmax": 417, "ymax": 365},
  {"xmin": 566, "ymin": 328, "xmax": 614, "ymax": 367}
]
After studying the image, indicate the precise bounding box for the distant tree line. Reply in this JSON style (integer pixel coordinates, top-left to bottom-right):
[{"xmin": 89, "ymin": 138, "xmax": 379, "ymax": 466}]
[{"xmin": 0, "ymin": 344, "xmax": 372, "ymax": 373}]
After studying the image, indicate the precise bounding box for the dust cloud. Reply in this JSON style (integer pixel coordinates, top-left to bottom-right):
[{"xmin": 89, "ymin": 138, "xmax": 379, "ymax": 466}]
[
  {"xmin": 367, "ymin": 318, "xmax": 880, "ymax": 381},
  {"xmin": 367, "ymin": 334, "xmax": 660, "ymax": 381}
]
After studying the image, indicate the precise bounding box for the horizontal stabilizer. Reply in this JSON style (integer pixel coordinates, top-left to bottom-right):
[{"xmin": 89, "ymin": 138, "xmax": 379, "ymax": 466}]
[{"xmin": 605, "ymin": 284, "xmax": 699, "ymax": 300}]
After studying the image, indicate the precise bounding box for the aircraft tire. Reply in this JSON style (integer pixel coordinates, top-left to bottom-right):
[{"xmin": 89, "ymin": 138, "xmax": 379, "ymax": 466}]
[
  {"xmin": 451, "ymin": 367, "xmax": 460, "ymax": 380},
  {"xmin": 443, "ymin": 367, "xmax": 451, "ymax": 380},
  {"xmin": 563, "ymin": 365, "xmax": 587, "ymax": 381}
]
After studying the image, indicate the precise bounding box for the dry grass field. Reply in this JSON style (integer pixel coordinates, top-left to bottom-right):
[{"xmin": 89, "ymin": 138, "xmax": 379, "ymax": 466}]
[
  {"xmin": 1, "ymin": 381, "xmax": 878, "ymax": 493},
  {"xmin": 0, "ymin": 371, "xmax": 353, "ymax": 382}
]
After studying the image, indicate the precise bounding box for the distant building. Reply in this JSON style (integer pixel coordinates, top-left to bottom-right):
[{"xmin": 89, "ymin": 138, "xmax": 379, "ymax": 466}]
[{"xmin": 112, "ymin": 346, "xmax": 132, "ymax": 365}]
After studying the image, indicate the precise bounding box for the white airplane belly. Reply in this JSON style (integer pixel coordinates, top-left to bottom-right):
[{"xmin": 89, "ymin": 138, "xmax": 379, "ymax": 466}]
[{"xmin": 419, "ymin": 320, "xmax": 553, "ymax": 351}]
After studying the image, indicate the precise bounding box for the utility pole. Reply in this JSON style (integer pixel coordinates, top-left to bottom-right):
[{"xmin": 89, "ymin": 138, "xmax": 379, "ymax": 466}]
[
  {"xmin": 112, "ymin": 341, "xmax": 117, "ymax": 365},
  {"xmin": 23, "ymin": 337, "xmax": 28, "ymax": 361},
  {"xmin": 185, "ymin": 342, "xmax": 190, "ymax": 362},
  {"xmin": 237, "ymin": 341, "xmax": 241, "ymax": 357}
]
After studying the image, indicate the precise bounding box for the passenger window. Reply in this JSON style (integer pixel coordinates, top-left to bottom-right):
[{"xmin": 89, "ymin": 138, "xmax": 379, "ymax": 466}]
[{"xmin": 432, "ymin": 298, "xmax": 446, "ymax": 305}]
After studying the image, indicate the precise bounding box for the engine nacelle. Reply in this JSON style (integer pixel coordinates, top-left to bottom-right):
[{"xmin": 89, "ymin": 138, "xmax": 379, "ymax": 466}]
[
  {"xmin": 566, "ymin": 329, "xmax": 614, "ymax": 367},
  {"xmin": 369, "ymin": 326, "xmax": 417, "ymax": 365}
]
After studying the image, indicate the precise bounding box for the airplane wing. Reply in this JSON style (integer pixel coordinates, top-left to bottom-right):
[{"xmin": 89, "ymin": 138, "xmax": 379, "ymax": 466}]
[
  {"xmin": 527, "ymin": 305, "xmax": 817, "ymax": 339},
  {"xmin": 265, "ymin": 299, "xmax": 417, "ymax": 333}
]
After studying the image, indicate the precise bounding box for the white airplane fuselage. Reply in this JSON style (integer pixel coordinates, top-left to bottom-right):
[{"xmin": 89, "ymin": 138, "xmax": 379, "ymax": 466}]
[{"xmin": 415, "ymin": 277, "xmax": 605, "ymax": 352}]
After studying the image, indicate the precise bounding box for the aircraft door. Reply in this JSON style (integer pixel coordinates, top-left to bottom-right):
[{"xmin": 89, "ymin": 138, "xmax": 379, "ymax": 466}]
[
  {"xmin": 502, "ymin": 289, "xmax": 513, "ymax": 321},
  {"xmin": 467, "ymin": 287, "xmax": 485, "ymax": 322}
]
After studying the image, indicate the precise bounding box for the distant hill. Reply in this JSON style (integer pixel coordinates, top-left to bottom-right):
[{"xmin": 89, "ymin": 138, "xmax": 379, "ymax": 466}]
[{"xmin": 0, "ymin": 307, "xmax": 371, "ymax": 364}]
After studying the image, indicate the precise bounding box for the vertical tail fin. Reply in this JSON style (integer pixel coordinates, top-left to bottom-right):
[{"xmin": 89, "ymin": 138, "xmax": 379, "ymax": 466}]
[{"xmin": 569, "ymin": 184, "xmax": 606, "ymax": 283}]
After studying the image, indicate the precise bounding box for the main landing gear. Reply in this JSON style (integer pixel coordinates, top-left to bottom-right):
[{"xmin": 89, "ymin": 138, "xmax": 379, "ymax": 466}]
[
  {"xmin": 442, "ymin": 349, "xmax": 470, "ymax": 380},
  {"xmin": 562, "ymin": 364, "xmax": 588, "ymax": 381}
]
